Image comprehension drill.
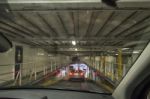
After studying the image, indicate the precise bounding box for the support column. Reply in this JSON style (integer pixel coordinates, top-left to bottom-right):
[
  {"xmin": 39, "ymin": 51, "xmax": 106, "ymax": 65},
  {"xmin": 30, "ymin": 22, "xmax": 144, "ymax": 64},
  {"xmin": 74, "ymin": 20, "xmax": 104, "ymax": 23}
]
[
  {"xmin": 90, "ymin": 55, "xmax": 93, "ymax": 80},
  {"xmin": 51, "ymin": 61, "xmax": 53, "ymax": 72},
  {"xmin": 103, "ymin": 56, "xmax": 106, "ymax": 75},
  {"xmin": 34, "ymin": 63, "xmax": 37, "ymax": 80},
  {"xmin": 100, "ymin": 55, "xmax": 103, "ymax": 72},
  {"xmin": 117, "ymin": 49, "xmax": 123, "ymax": 81},
  {"xmin": 99, "ymin": 56, "xmax": 101, "ymax": 72},
  {"xmin": 92, "ymin": 55, "xmax": 95, "ymax": 68},
  {"xmin": 55, "ymin": 61, "xmax": 57, "ymax": 70}
]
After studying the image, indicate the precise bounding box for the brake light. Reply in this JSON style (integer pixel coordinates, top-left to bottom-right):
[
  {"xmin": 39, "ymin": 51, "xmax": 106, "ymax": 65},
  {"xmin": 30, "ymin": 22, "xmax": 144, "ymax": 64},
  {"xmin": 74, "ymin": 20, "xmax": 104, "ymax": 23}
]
[
  {"xmin": 69, "ymin": 72, "xmax": 73, "ymax": 75},
  {"xmin": 80, "ymin": 73, "xmax": 84, "ymax": 76}
]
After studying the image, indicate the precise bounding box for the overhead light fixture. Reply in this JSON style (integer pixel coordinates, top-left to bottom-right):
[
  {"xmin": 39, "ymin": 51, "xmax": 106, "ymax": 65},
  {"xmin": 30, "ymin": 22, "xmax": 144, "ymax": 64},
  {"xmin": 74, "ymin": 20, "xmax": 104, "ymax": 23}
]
[
  {"xmin": 37, "ymin": 53, "xmax": 44, "ymax": 56},
  {"xmin": 48, "ymin": 54, "xmax": 52, "ymax": 57},
  {"xmin": 133, "ymin": 51, "xmax": 140, "ymax": 54},
  {"xmin": 72, "ymin": 40, "xmax": 76, "ymax": 45},
  {"xmin": 122, "ymin": 48, "xmax": 130, "ymax": 50},
  {"xmin": 75, "ymin": 48, "xmax": 78, "ymax": 51},
  {"xmin": 115, "ymin": 54, "xmax": 118, "ymax": 55}
]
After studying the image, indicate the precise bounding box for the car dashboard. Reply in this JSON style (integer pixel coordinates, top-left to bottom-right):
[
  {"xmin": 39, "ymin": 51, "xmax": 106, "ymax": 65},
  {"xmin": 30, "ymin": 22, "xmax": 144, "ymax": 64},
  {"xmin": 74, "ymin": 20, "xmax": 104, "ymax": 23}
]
[{"xmin": 0, "ymin": 89, "xmax": 114, "ymax": 99}]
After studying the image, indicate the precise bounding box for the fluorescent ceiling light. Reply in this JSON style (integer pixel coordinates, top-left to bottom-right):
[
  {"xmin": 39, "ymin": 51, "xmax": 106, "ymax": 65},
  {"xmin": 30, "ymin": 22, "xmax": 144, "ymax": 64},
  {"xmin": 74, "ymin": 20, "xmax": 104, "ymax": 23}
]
[
  {"xmin": 122, "ymin": 48, "xmax": 130, "ymax": 50},
  {"xmin": 48, "ymin": 54, "xmax": 52, "ymax": 57},
  {"xmin": 75, "ymin": 48, "xmax": 78, "ymax": 51},
  {"xmin": 72, "ymin": 40, "xmax": 76, "ymax": 45},
  {"xmin": 133, "ymin": 51, "xmax": 140, "ymax": 54},
  {"xmin": 37, "ymin": 53, "xmax": 44, "ymax": 56}
]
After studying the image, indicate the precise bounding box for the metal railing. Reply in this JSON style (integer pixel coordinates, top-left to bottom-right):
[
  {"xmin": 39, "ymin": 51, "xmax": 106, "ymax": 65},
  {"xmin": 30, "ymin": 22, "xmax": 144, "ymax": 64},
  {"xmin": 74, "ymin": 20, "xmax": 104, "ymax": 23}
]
[
  {"xmin": 86, "ymin": 61, "xmax": 130, "ymax": 90},
  {"xmin": 0, "ymin": 62, "xmax": 63, "ymax": 87}
]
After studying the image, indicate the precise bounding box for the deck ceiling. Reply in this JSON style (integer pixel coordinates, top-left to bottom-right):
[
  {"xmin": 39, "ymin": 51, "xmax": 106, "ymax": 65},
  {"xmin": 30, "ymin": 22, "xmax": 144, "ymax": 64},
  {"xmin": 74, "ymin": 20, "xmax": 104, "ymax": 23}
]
[{"xmin": 0, "ymin": 1, "xmax": 150, "ymax": 55}]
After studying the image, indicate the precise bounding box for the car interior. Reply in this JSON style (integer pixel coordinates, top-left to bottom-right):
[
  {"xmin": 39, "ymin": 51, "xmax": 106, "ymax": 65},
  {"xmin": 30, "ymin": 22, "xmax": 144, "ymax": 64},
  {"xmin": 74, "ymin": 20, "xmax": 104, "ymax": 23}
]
[{"xmin": 0, "ymin": 0, "xmax": 150, "ymax": 99}]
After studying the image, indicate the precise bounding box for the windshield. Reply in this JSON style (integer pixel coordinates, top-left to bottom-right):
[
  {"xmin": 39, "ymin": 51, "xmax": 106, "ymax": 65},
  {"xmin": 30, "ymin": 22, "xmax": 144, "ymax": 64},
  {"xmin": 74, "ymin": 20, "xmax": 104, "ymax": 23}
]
[{"xmin": 0, "ymin": 0, "xmax": 150, "ymax": 94}]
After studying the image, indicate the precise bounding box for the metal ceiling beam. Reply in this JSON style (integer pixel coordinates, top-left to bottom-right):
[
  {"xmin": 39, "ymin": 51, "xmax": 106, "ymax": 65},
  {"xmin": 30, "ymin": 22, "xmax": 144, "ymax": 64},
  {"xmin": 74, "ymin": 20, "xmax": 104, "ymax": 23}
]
[
  {"xmin": 5, "ymin": 0, "xmax": 101, "ymax": 3},
  {"xmin": 38, "ymin": 45, "xmax": 122, "ymax": 49},
  {"xmin": 28, "ymin": 36, "xmax": 145, "ymax": 42},
  {"xmin": 77, "ymin": 11, "xmax": 80, "ymax": 37},
  {"xmin": 10, "ymin": 9, "xmax": 150, "ymax": 12},
  {"xmin": 85, "ymin": 11, "xmax": 99, "ymax": 37},
  {"xmin": 95, "ymin": 11, "xmax": 115, "ymax": 36},
  {"xmin": 7, "ymin": 35, "xmax": 39, "ymax": 46},
  {"xmin": 47, "ymin": 51, "xmax": 117, "ymax": 56},
  {"xmin": 12, "ymin": 21, "xmax": 40, "ymax": 36},
  {"xmin": 1, "ymin": 32, "xmax": 16, "ymax": 39},
  {"xmin": 135, "ymin": 30, "xmax": 150, "ymax": 38},
  {"xmin": 48, "ymin": 51, "xmax": 103, "ymax": 54},
  {"xmin": 56, "ymin": 12, "xmax": 69, "ymax": 37},
  {"xmin": 19, "ymin": 40, "xmax": 37, "ymax": 46},
  {"xmin": 18, "ymin": 13, "xmax": 51, "ymax": 37},
  {"xmin": 0, "ymin": 26, "xmax": 42, "ymax": 46},
  {"xmin": 70, "ymin": 11, "xmax": 79, "ymax": 37},
  {"xmin": 0, "ymin": 14, "xmax": 40, "ymax": 36},
  {"xmin": 74, "ymin": 11, "xmax": 79, "ymax": 37},
  {"xmin": 0, "ymin": 20, "xmax": 34, "ymax": 37},
  {"xmin": 115, "ymin": 14, "xmax": 150, "ymax": 37},
  {"xmin": 112, "ymin": 41, "xmax": 122, "ymax": 46},
  {"xmin": 105, "ymin": 11, "xmax": 137, "ymax": 36},
  {"xmin": 0, "ymin": 26, "xmax": 25, "ymax": 38},
  {"xmin": 48, "ymin": 51, "xmax": 136, "ymax": 56},
  {"xmin": 35, "ymin": 40, "xmax": 51, "ymax": 46},
  {"xmin": 125, "ymin": 25, "xmax": 150, "ymax": 37},
  {"xmin": 85, "ymin": 11, "xmax": 94, "ymax": 37},
  {"xmin": 69, "ymin": 11, "xmax": 75, "ymax": 37},
  {"xmin": 37, "ymin": 13, "xmax": 58, "ymax": 37}
]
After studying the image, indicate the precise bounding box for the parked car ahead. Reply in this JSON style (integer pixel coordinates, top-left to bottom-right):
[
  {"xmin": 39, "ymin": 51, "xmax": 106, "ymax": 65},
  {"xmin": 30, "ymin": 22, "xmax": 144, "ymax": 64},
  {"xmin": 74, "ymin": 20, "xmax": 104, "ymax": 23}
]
[{"xmin": 68, "ymin": 69, "xmax": 85, "ymax": 81}]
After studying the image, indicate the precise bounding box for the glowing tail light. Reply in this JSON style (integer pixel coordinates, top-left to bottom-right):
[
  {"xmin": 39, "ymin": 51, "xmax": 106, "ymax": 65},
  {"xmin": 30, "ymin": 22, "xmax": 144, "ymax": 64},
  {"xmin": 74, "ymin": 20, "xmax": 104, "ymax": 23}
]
[
  {"xmin": 69, "ymin": 72, "xmax": 73, "ymax": 76},
  {"xmin": 80, "ymin": 73, "xmax": 84, "ymax": 76}
]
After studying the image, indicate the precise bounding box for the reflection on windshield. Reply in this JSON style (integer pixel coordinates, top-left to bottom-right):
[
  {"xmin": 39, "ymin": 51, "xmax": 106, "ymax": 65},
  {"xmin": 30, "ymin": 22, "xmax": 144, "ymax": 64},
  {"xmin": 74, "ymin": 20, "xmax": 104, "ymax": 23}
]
[
  {"xmin": 0, "ymin": 9, "xmax": 149, "ymax": 93},
  {"xmin": 147, "ymin": 91, "xmax": 150, "ymax": 99}
]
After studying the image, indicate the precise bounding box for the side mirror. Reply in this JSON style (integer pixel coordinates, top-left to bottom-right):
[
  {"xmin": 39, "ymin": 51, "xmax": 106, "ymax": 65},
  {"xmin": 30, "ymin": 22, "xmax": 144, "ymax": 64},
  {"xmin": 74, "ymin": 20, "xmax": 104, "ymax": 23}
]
[{"xmin": 0, "ymin": 33, "xmax": 12, "ymax": 52}]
